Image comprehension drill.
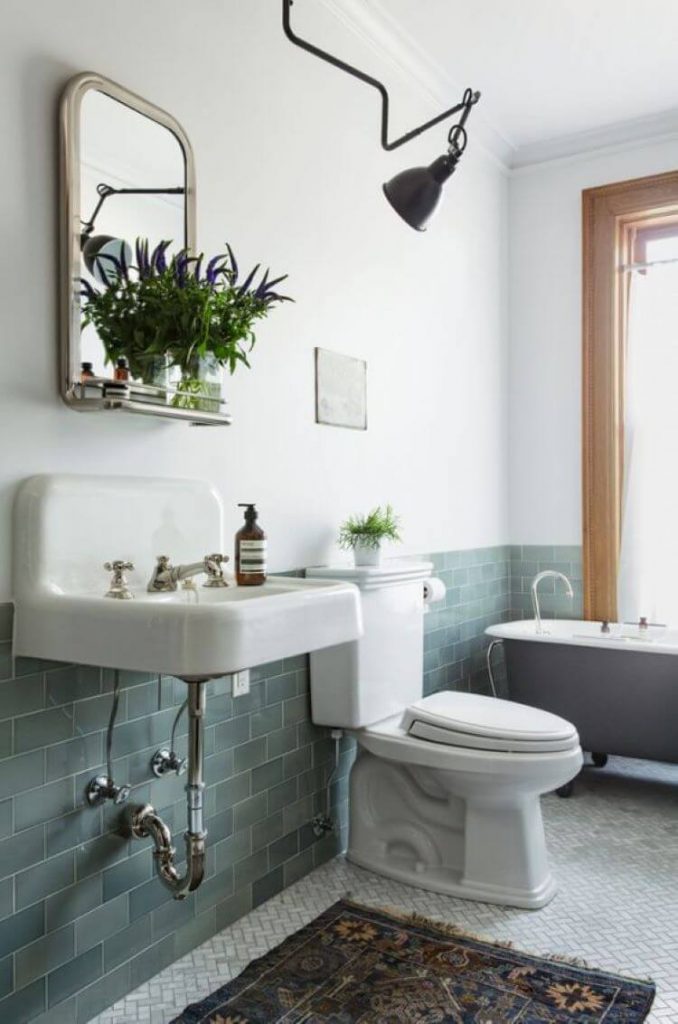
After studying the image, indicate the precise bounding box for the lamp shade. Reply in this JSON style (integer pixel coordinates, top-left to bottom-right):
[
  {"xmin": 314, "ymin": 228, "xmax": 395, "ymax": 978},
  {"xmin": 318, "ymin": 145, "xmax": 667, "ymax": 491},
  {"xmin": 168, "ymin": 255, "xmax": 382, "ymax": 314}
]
[
  {"xmin": 81, "ymin": 235, "xmax": 132, "ymax": 285},
  {"xmin": 383, "ymin": 154, "xmax": 457, "ymax": 231}
]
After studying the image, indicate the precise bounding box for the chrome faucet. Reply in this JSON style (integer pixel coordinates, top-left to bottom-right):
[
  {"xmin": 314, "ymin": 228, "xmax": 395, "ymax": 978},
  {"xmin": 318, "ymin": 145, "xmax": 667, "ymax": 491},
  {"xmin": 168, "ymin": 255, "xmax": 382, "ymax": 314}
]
[
  {"xmin": 147, "ymin": 554, "xmax": 229, "ymax": 593},
  {"xmin": 531, "ymin": 570, "xmax": 574, "ymax": 634}
]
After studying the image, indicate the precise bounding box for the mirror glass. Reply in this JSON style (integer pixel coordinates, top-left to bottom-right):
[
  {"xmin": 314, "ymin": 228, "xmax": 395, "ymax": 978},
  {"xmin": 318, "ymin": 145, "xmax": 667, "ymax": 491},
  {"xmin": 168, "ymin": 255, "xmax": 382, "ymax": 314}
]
[
  {"xmin": 61, "ymin": 74, "xmax": 229, "ymax": 423},
  {"xmin": 79, "ymin": 88, "xmax": 187, "ymax": 378}
]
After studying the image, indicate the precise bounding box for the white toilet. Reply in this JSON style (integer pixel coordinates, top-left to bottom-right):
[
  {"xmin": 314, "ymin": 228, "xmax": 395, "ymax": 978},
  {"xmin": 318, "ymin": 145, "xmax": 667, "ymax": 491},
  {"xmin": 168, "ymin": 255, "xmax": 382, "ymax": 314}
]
[{"xmin": 307, "ymin": 560, "xmax": 582, "ymax": 909}]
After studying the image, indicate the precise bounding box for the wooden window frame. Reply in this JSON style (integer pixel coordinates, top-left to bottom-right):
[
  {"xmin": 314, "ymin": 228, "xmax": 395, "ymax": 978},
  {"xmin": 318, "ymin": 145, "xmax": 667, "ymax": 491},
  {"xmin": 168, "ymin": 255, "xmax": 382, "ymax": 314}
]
[{"xmin": 582, "ymin": 170, "xmax": 678, "ymax": 621}]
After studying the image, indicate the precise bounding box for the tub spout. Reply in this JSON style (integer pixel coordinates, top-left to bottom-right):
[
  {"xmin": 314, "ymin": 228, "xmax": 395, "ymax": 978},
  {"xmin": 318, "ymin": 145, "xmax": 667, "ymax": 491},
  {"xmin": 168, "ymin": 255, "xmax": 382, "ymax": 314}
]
[{"xmin": 531, "ymin": 571, "xmax": 573, "ymax": 635}]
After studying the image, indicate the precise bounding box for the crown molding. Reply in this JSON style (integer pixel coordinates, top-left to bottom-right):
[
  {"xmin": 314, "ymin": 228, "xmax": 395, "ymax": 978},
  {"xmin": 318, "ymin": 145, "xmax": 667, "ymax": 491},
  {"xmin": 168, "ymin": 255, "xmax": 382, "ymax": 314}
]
[
  {"xmin": 511, "ymin": 107, "xmax": 678, "ymax": 172},
  {"xmin": 316, "ymin": 0, "xmax": 515, "ymax": 171},
  {"xmin": 316, "ymin": 0, "xmax": 678, "ymax": 175}
]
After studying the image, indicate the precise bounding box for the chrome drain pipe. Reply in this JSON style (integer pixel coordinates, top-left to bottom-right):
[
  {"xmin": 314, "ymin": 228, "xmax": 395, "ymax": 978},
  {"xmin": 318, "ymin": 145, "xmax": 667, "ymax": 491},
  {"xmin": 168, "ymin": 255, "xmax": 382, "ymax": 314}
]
[{"xmin": 129, "ymin": 680, "xmax": 207, "ymax": 899}]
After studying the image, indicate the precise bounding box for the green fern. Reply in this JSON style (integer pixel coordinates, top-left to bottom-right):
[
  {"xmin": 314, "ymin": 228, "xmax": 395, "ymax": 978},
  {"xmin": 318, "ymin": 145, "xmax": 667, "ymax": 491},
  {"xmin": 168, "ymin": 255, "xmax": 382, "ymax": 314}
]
[{"xmin": 338, "ymin": 505, "xmax": 402, "ymax": 550}]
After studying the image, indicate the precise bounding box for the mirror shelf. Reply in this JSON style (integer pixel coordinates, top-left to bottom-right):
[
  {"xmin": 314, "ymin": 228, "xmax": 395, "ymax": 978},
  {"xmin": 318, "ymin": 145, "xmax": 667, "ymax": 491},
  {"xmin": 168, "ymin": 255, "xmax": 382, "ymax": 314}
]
[
  {"xmin": 68, "ymin": 393, "xmax": 232, "ymax": 426},
  {"xmin": 68, "ymin": 374, "xmax": 232, "ymax": 426}
]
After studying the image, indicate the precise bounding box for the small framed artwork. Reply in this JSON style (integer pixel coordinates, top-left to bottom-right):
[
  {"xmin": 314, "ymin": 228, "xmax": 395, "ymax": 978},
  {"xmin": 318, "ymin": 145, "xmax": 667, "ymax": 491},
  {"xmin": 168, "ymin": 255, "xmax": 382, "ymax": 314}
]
[{"xmin": 315, "ymin": 347, "xmax": 367, "ymax": 430}]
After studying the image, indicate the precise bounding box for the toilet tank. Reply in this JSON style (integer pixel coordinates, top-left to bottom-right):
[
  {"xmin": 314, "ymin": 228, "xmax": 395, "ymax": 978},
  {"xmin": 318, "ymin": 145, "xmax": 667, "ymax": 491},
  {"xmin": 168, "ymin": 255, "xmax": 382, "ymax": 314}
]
[{"xmin": 306, "ymin": 560, "xmax": 434, "ymax": 728}]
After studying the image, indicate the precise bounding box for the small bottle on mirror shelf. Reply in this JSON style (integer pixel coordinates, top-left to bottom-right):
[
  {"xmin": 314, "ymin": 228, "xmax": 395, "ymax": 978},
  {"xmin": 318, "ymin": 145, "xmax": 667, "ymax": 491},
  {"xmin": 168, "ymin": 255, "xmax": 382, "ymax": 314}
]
[
  {"xmin": 79, "ymin": 361, "xmax": 102, "ymax": 399},
  {"xmin": 114, "ymin": 357, "xmax": 129, "ymax": 381}
]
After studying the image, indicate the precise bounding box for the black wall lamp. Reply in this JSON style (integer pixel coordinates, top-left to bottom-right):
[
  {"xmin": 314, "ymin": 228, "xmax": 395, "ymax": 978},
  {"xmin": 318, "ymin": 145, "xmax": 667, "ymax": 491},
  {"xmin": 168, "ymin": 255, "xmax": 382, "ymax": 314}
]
[
  {"xmin": 282, "ymin": 0, "xmax": 481, "ymax": 230},
  {"xmin": 81, "ymin": 182, "xmax": 185, "ymax": 280}
]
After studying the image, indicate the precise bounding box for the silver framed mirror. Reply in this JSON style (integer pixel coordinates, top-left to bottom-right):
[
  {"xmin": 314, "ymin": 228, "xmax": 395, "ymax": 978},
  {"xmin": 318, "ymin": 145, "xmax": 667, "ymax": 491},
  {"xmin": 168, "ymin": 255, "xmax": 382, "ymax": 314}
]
[{"xmin": 59, "ymin": 72, "xmax": 230, "ymax": 425}]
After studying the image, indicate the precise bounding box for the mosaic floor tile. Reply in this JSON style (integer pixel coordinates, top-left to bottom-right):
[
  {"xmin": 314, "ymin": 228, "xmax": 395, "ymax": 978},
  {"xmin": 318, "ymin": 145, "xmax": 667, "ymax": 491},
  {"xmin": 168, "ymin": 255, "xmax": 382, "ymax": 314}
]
[{"xmin": 92, "ymin": 755, "xmax": 678, "ymax": 1024}]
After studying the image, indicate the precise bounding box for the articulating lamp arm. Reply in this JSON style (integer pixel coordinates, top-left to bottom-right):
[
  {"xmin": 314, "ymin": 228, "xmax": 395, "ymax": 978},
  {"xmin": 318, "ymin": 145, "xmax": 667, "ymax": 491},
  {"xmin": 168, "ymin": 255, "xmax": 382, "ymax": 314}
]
[
  {"xmin": 81, "ymin": 183, "xmax": 185, "ymax": 237},
  {"xmin": 282, "ymin": 0, "xmax": 480, "ymax": 152}
]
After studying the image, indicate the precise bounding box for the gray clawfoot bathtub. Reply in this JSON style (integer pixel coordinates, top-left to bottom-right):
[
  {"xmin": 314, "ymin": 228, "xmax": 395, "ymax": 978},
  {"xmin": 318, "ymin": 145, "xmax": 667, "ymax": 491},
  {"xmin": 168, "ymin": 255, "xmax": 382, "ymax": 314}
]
[{"xmin": 486, "ymin": 620, "xmax": 678, "ymax": 790}]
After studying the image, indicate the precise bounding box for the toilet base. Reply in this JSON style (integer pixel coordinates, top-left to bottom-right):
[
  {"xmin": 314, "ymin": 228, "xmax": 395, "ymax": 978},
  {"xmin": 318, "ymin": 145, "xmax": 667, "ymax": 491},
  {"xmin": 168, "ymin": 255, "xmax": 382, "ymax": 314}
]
[
  {"xmin": 347, "ymin": 748, "xmax": 569, "ymax": 910},
  {"xmin": 346, "ymin": 849, "xmax": 558, "ymax": 910}
]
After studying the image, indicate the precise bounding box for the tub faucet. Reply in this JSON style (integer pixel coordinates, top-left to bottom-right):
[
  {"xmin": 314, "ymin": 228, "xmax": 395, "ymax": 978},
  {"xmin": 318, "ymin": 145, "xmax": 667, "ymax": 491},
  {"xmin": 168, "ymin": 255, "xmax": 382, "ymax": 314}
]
[{"xmin": 531, "ymin": 571, "xmax": 574, "ymax": 635}]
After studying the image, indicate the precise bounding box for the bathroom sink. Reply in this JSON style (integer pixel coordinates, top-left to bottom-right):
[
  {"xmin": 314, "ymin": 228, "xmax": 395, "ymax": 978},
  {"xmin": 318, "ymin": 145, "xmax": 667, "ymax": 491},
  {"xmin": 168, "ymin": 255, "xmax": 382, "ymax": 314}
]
[{"xmin": 13, "ymin": 475, "xmax": 362, "ymax": 678}]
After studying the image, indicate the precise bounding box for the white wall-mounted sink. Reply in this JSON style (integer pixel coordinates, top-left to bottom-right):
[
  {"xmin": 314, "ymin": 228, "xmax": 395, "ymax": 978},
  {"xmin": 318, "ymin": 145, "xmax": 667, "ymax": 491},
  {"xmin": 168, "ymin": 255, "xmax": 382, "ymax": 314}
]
[{"xmin": 13, "ymin": 475, "xmax": 362, "ymax": 678}]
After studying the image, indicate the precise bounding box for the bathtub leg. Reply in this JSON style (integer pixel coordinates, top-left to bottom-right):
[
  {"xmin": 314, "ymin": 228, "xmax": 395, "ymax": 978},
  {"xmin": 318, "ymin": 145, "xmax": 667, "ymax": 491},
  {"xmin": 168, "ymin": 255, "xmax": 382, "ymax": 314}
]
[
  {"xmin": 556, "ymin": 781, "xmax": 574, "ymax": 798},
  {"xmin": 591, "ymin": 752, "xmax": 608, "ymax": 768}
]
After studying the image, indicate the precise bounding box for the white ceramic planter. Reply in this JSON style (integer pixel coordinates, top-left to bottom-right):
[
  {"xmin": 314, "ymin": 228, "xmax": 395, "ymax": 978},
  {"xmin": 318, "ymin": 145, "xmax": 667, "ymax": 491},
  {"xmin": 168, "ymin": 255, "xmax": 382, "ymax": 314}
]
[{"xmin": 353, "ymin": 542, "xmax": 381, "ymax": 567}]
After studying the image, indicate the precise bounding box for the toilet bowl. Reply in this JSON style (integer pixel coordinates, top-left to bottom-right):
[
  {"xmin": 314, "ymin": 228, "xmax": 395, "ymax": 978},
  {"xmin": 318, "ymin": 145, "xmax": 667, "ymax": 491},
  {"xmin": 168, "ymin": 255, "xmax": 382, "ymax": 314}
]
[
  {"xmin": 349, "ymin": 691, "xmax": 582, "ymax": 908},
  {"xmin": 307, "ymin": 561, "xmax": 582, "ymax": 910}
]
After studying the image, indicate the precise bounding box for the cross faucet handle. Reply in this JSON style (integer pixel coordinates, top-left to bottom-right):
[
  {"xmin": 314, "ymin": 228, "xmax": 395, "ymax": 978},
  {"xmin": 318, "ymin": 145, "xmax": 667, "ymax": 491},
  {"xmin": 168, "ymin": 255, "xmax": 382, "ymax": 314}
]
[
  {"xmin": 104, "ymin": 560, "xmax": 135, "ymax": 573},
  {"xmin": 203, "ymin": 552, "xmax": 230, "ymax": 588},
  {"xmin": 104, "ymin": 560, "xmax": 135, "ymax": 600}
]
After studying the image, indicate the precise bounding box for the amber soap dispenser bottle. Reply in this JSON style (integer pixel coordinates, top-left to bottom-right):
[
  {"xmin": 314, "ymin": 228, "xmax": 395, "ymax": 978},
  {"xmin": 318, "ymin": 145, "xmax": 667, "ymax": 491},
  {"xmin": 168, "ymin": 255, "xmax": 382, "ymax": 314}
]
[{"xmin": 235, "ymin": 504, "xmax": 267, "ymax": 586}]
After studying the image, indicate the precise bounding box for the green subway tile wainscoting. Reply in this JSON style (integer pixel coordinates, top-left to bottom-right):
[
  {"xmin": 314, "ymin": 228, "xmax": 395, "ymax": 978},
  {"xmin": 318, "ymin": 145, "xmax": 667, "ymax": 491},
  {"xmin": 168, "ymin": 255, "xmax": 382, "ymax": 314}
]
[
  {"xmin": 509, "ymin": 545, "xmax": 584, "ymax": 620},
  {"xmin": 0, "ymin": 545, "xmax": 580, "ymax": 1022},
  {"xmin": 0, "ymin": 618, "xmax": 350, "ymax": 1024},
  {"xmin": 423, "ymin": 547, "xmax": 511, "ymax": 695}
]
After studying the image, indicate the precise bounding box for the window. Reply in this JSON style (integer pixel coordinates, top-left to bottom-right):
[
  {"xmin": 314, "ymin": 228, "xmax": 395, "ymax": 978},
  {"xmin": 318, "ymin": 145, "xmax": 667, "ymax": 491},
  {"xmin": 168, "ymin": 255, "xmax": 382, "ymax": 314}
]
[
  {"xmin": 618, "ymin": 225, "xmax": 678, "ymax": 622},
  {"xmin": 582, "ymin": 171, "xmax": 678, "ymax": 620}
]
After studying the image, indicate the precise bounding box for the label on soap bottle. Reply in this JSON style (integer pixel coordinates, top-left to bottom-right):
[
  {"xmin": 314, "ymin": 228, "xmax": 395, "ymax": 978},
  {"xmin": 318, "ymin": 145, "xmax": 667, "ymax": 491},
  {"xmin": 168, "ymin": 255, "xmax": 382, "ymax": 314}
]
[{"xmin": 239, "ymin": 539, "xmax": 267, "ymax": 574}]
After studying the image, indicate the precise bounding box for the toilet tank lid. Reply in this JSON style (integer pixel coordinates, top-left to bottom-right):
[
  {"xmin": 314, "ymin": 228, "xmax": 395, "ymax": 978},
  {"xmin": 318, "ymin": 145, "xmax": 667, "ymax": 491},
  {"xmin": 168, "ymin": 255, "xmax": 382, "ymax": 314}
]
[{"xmin": 306, "ymin": 559, "xmax": 433, "ymax": 590}]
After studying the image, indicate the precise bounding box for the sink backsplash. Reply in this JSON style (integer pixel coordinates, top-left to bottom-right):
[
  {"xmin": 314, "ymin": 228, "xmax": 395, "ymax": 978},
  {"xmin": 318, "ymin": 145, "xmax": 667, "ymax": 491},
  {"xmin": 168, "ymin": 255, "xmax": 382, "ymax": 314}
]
[{"xmin": 0, "ymin": 545, "xmax": 579, "ymax": 1021}]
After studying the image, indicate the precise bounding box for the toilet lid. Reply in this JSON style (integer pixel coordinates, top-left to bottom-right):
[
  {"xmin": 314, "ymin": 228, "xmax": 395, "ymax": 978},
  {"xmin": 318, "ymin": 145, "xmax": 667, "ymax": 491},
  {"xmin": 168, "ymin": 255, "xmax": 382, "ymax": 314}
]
[{"xmin": 402, "ymin": 692, "xmax": 579, "ymax": 754}]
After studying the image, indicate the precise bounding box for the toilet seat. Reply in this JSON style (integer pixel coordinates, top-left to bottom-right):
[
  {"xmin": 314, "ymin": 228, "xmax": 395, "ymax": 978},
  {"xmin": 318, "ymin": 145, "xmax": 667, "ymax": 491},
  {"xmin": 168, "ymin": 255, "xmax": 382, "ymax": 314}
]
[{"xmin": 402, "ymin": 692, "xmax": 578, "ymax": 754}]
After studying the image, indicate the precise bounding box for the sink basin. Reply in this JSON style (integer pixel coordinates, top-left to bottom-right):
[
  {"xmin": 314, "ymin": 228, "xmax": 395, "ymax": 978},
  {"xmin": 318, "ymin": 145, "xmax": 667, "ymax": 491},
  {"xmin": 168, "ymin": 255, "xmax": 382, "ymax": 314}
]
[{"xmin": 13, "ymin": 475, "xmax": 362, "ymax": 678}]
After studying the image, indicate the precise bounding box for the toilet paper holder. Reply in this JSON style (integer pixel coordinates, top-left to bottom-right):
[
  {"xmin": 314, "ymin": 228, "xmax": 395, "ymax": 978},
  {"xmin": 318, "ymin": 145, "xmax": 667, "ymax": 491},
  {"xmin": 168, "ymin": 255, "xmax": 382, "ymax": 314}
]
[{"xmin": 423, "ymin": 577, "xmax": 446, "ymax": 611}]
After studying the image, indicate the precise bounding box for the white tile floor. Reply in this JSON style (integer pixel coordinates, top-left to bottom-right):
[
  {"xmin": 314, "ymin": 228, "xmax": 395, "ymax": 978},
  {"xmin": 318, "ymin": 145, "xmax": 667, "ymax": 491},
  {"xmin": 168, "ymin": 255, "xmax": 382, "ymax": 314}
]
[{"xmin": 93, "ymin": 756, "xmax": 678, "ymax": 1023}]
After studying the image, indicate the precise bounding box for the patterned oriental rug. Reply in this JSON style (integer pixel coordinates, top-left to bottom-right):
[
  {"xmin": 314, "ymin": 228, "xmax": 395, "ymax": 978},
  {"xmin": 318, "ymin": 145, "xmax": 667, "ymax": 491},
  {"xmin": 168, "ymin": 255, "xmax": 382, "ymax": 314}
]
[{"xmin": 173, "ymin": 898, "xmax": 655, "ymax": 1023}]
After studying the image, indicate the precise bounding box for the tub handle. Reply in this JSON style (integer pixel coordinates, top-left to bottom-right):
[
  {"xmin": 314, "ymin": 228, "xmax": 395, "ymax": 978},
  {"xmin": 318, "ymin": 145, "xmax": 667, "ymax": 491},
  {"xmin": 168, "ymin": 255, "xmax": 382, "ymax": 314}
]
[
  {"xmin": 486, "ymin": 639, "xmax": 503, "ymax": 698},
  {"xmin": 622, "ymin": 619, "xmax": 666, "ymax": 628}
]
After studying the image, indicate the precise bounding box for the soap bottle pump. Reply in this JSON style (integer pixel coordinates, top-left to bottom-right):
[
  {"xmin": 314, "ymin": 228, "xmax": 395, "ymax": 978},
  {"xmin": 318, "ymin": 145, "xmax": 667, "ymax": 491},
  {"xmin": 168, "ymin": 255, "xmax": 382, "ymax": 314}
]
[{"xmin": 235, "ymin": 504, "xmax": 267, "ymax": 586}]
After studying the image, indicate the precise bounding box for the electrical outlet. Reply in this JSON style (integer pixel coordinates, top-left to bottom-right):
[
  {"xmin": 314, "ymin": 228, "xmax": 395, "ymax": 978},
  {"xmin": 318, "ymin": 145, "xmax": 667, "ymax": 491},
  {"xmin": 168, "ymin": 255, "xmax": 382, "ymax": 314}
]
[{"xmin": 232, "ymin": 670, "xmax": 250, "ymax": 697}]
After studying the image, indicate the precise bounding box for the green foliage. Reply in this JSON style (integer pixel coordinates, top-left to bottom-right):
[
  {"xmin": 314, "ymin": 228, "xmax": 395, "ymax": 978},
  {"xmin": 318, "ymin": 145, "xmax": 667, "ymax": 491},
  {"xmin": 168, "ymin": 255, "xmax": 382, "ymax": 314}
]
[
  {"xmin": 338, "ymin": 504, "xmax": 402, "ymax": 550},
  {"xmin": 80, "ymin": 240, "xmax": 291, "ymax": 385}
]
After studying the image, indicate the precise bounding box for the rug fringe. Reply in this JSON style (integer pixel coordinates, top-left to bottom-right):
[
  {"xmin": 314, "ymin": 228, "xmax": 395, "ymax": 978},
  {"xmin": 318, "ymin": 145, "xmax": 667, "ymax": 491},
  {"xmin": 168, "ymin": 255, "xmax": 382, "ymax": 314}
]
[
  {"xmin": 368, "ymin": 904, "xmax": 516, "ymax": 951},
  {"xmin": 345, "ymin": 899, "xmax": 525, "ymax": 953},
  {"xmin": 340, "ymin": 898, "xmax": 653, "ymax": 984}
]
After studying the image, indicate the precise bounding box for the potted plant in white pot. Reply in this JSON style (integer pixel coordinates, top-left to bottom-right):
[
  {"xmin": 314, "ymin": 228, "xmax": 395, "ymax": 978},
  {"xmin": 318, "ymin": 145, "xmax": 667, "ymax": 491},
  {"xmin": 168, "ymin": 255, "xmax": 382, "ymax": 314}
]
[{"xmin": 338, "ymin": 505, "xmax": 402, "ymax": 566}]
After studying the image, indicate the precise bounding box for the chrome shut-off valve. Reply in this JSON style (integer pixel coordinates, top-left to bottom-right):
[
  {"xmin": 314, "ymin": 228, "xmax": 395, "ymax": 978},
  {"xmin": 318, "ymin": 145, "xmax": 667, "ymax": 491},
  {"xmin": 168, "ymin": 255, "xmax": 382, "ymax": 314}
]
[
  {"xmin": 86, "ymin": 775, "xmax": 131, "ymax": 806},
  {"xmin": 151, "ymin": 748, "xmax": 187, "ymax": 777}
]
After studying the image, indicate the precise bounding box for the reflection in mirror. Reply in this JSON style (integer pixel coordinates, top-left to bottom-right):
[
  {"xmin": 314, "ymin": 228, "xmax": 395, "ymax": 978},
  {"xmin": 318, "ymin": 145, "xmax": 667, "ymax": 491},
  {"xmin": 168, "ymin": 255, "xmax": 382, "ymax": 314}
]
[
  {"xmin": 79, "ymin": 89, "xmax": 186, "ymax": 381},
  {"xmin": 60, "ymin": 73, "xmax": 233, "ymax": 424}
]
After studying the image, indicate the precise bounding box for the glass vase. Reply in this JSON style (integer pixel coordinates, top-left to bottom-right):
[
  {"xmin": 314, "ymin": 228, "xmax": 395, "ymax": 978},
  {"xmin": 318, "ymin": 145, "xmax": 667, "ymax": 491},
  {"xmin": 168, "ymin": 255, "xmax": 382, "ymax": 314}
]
[
  {"xmin": 171, "ymin": 355, "xmax": 223, "ymax": 413},
  {"xmin": 134, "ymin": 356, "xmax": 170, "ymax": 405}
]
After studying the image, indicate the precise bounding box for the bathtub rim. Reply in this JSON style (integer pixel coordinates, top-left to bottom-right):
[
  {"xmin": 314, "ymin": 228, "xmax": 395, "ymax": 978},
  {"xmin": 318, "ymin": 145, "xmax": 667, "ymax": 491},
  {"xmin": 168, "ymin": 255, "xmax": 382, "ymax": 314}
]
[{"xmin": 486, "ymin": 619, "xmax": 678, "ymax": 656}]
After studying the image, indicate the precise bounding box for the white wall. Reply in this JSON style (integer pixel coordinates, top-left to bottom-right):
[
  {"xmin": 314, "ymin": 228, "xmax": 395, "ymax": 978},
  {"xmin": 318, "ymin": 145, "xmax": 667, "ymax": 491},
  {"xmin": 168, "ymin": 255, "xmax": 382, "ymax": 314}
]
[
  {"xmin": 509, "ymin": 137, "xmax": 678, "ymax": 545},
  {"xmin": 0, "ymin": 0, "xmax": 509, "ymax": 602}
]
